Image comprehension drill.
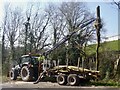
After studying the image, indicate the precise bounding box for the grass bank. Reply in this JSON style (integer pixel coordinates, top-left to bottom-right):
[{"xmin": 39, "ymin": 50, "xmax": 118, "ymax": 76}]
[{"xmin": 86, "ymin": 40, "xmax": 120, "ymax": 55}]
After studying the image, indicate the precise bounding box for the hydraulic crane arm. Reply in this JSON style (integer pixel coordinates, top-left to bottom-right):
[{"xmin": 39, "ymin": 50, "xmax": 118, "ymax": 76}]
[{"xmin": 45, "ymin": 18, "xmax": 95, "ymax": 56}]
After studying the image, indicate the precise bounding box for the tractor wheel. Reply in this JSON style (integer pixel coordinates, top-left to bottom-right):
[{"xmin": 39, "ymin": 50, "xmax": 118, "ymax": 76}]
[
  {"xmin": 57, "ymin": 74, "xmax": 67, "ymax": 85},
  {"xmin": 67, "ymin": 74, "xmax": 80, "ymax": 86},
  {"xmin": 20, "ymin": 66, "xmax": 34, "ymax": 81},
  {"xmin": 9, "ymin": 69, "xmax": 17, "ymax": 80}
]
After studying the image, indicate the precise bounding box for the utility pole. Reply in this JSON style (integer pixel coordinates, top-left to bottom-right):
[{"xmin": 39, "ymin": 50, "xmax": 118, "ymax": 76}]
[{"xmin": 94, "ymin": 6, "xmax": 102, "ymax": 71}]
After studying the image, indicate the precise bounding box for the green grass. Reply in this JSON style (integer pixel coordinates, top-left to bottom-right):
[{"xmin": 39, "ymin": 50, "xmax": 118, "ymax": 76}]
[
  {"xmin": 86, "ymin": 40, "xmax": 120, "ymax": 55},
  {"xmin": 89, "ymin": 80, "xmax": 120, "ymax": 87},
  {"xmin": 80, "ymin": 80, "xmax": 120, "ymax": 87}
]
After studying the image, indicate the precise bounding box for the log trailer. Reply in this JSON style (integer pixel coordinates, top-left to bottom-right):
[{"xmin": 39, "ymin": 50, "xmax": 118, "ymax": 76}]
[{"xmin": 38, "ymin": 60, "xmax": 100, "ymax": 86}]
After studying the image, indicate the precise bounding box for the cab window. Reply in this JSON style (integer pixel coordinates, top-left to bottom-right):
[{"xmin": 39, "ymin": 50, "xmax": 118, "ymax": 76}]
[
  {"xmin": 21, "ymin": 57, "xmax": 30, "ymax": 63},
  {"xmin": 31, "ymin": 57, "xmax": 38, "ymax": 64}
]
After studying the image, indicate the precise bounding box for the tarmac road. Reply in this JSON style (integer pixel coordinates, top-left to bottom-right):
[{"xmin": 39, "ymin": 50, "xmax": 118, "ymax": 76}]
[{"xmin": 1, "ymin": 80, "xmax": 120, "ymax": 90}]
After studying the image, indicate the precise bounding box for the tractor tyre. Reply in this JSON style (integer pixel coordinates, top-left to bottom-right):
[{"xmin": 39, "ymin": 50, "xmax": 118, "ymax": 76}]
[
  {"xmin": 20, "ymin": 66, "xmax": 34, "ymax": 81},
  {"xmin": 9, "ymin": 69, "xmax": 17, "ymax": 80},
  {"xmin": 57, "ymin": 74, "xmax": 67, "ymax": 85},
  {"xmin": 67, "ymin": 74, "xmax": 80, "ymax": 86}
]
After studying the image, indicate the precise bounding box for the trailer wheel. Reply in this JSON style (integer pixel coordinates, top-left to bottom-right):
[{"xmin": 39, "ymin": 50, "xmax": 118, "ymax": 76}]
[
  {"xmin": 9, "ymin": 69, "xmax": 17, "ymax": 80},
  {"xmin": 57, "ymin": 74, "xmax": 67, "ymax": 85},
  {"xmin": 20, "ymin": 66, "xmax": 33, "ymax": 81},
  {"xmin": 67, "ymin": 74, "xmax": 80, "ymax": 86}
]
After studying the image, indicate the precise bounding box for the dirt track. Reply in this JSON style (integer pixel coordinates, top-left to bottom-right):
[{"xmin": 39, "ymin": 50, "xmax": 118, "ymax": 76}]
[
  {"xmin": 2, "ymin": 80, "xmax": 71, "ymax": 88},
  {"xmin": 1, "ymin": 80, "xmax": 120, "ymax": 90}
]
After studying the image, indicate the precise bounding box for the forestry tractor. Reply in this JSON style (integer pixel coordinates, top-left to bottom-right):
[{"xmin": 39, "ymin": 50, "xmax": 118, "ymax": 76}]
[{"xmin": 9, "ymin": 55, "xmax": 39, "ymax": 81}]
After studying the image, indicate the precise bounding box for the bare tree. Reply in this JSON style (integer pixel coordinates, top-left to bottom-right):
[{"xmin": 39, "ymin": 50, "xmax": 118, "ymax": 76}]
[
  {"xmin": 59, "ymin": 2, "xmax": 95, "ymax": 65},
  {"xmin": 24, "ymin": 5, "xmax": 51, "ymax": 54},
  {"xmin": 23, "ymin": 5, "xmax": 32, "ymax": 54},
  {"xmin": 23, "ymin": 17, "xmax": 31, "ymax": 54},
  {"xmin": 2, "ymin": 7, "xmax": 7, "ymax": 63},
  {"xmin": 113, "ymin": 0, "xmax": 120, "ymax": 9},
  {"xmin": 46, "ymin": 4, "xmax": 67, "ymax": 46},
  {"xmin": 3, "ymin": 5, "xmax": 23, "ymax": 60}
]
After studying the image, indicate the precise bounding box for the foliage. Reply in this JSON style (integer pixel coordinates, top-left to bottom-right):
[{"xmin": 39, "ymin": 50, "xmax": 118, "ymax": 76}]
[
  {"xmin": 86, "ymin": 40, "xmax": 120, "ymax": 80},
  {"xmin": 50, "ymin": 44, "xmax": 66, "ymax": 65},
  {"xmin": 99, "ymin": 51, "xmax": 117, "ymax": 79},
  {"xmin": 89, "ymin": 80, "xmax": 120, "ymax": 87}
]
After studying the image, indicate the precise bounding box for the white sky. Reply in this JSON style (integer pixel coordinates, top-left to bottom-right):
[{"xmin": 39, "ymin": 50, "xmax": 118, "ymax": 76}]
[
  {"xmin": 0, "ymin": 0, "xmax": 4, "ymax": 25},
  {"xmin": 0, "ymin": 0, "xmax": 119, "ymax": 39},
  {"xmin": 0, "ymin": 0, "xmax": 119, "ymax": 23}
]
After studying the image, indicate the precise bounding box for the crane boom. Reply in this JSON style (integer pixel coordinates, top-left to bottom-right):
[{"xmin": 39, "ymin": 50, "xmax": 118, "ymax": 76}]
[{"xmin": 45, "ymin": 18, "xmax": 95, "ymax": 56}]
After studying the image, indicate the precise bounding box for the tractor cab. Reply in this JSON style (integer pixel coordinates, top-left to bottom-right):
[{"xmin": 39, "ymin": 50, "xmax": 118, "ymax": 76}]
[{"xmin": 19, "ymin": 55, "xmax": 39, "ymax": 67}]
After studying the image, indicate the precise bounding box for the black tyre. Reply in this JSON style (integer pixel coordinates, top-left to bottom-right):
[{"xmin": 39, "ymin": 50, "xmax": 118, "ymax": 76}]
[
  {"xmin": 57, "ymin": 74, "xmax": 67, "ymax": 85},
  {"xmin": 20, "ymin": 66, "xmax": 33, "ymax": 81},
  {"xmin": 67, "ymin": 74, "xmax": 80, "ymax": 86},
  {"xmin": 9, "ymin": 69, "xmax": 17, "ymax": 80}
]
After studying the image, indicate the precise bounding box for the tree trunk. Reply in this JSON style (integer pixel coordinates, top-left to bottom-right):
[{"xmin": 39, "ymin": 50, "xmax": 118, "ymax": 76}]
[
  {"xmin": 96, "ymin": 40, "xmax": 100, "ymax": 71},
  {"xmin": 2, "ymin": 34, "xmax": 5, "ymax": 64},
  {"xmin": 29, "ymin": 32, "xmax": 33, "ymax": 53},
  {"xmin": 95, "ymin": 6, "xmax": 101, "ymax": 71},
  {"xmin": 10, "ymin": 41, "xmax": 15, "ymax": 61},
  {"xmin": 53, "ymin": 28, "xmax": 57, "ymax": 46},
  {"xmin": 24, "ymin": 24, "xmax": 28, "ymax": 55}
]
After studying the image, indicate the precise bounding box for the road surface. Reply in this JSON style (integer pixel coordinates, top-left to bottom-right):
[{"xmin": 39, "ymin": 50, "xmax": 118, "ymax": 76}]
[{"xmin": 1, "ymin": 80, "xmax": 120, "ymax": 90}]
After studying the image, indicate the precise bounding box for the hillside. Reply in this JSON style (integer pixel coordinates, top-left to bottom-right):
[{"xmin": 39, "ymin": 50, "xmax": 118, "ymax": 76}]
[{"xmin": 86, "ymin": 40, "xmax": 120, "ymax": 55}]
